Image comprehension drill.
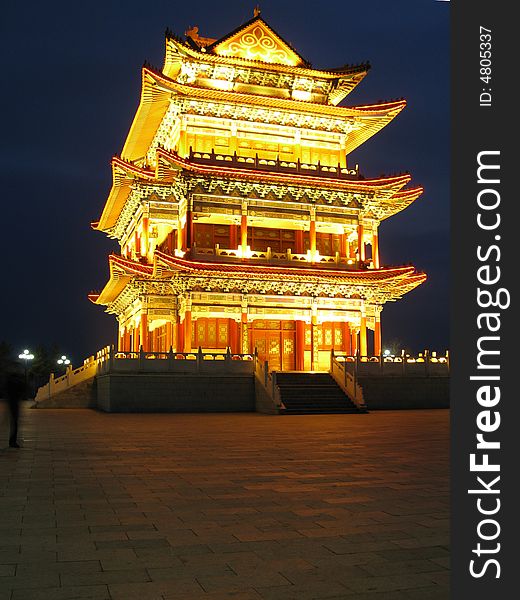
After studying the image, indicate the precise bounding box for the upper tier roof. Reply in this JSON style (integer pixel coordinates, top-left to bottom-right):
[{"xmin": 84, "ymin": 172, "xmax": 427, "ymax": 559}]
[
  {"xmin": 164, "ymin": 16, "xmax": 370, "ymax": 105},
  {"xmin": 120, "ymin": 66, "xmax": 405, "ymax": 164}
]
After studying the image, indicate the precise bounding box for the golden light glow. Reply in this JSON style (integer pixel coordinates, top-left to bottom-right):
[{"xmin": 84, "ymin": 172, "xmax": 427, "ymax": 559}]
[
  {"xmin": 208, "ymin": 79, "xmax": 234, "ymax": 91},
  {"xmin": 237, "ymin": 245, "xmax": 253, "ymax": 259},
  {"xmin": 291, "ymin": 90, "xmax": 312, "ymax": 102}
]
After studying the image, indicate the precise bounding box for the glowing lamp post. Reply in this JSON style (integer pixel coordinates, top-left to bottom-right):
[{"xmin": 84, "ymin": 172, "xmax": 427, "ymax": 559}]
[
  {"xmin": 57, "ymin": 355, "xmax": 71, "ymax": 366},
  {"xmin": 18, "ymin": 349, "xmax": 34, "ymax": 399}
]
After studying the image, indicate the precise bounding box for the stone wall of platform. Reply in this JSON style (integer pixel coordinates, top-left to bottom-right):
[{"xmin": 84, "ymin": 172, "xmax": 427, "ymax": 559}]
[
  {"xmin": 358, "ymin": 376, "xmax": 450, "ymax": 410},
  {"xmin": 96, "ymin": 373, "xmax": 255, "ymax": 413}
]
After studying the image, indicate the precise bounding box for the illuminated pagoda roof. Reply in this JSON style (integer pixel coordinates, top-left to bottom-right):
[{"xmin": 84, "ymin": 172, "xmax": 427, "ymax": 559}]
[
  {"xmin": 119, "ymin": 66, "xmax": 404, "ymax": 165},
  {"xmin": 94, "ymin": 150, "xmax": 417, "ymax": 234},
  {"xmin": 164, "ymin": 14, "xmax": 370, "ymax": 104},
  {"xmin": 90, "ymin": 253, "xmax": 426, "ymax": 307}
]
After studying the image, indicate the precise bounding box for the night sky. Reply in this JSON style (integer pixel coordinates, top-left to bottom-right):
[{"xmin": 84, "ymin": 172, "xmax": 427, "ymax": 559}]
[{"xmin": 1, "ymin": 0, "xmax": 449, "ymax": 364}]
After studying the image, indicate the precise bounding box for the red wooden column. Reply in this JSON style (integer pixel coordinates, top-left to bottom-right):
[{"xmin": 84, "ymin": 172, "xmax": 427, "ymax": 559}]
[
  {"xmin": 240, "ymin": 206, "xmax": 248, "ymax": 255},
  {"xmin": 309, "ymin": 215, "xmax": 317, "ymax": 257},
  {"xmin": 176, "ymin": 315, "xmax": 184, "ymax": 353},
  {"xmin": 178, "ymin": 117, "xmax": 187, "ymax": 156},
  {"xmin": 176, "ymin": 220, "xmax": 184, "ymax": 254},
  {"xmin": 184, "ymin": 204, "xmax": 193, "ymax": 251},
  {"xmin": 140, "ymin": 313, "xmax": 149, "ymax": 352},
  {"xmin": 351, "ymin": 329, "xmax": 358, "ymax": 356},
  {"xmin": 184, "ymin": 310, "xmax": 192, "ymax": 353},
  {"xmin": 342, "ymin": 322, "xmax": 351, "ymax": 354},
  {"xmin": 372, "ymin": 226, "xmax": 380, "ymax": 269},
  {"xmin": 229, "ymin": 319, "xmax": 239, "ymax": 353},
  {"xmin": 359, "ymin": 312, "xmax": 367, "ymax": 357},
  {"xmin": 133, "ymin": 326, "xmax": 140, "ymax": 352},
  {"xmin": 141, "ymin": 217, "xmax": 149, "ymax": 259},
  {"xmin": 295, "ymin": 321, "xmax": 305, "ymax": 370},
  {"xmin": 165, "ymin": 321, "xmax": 173, "ymax": 351},
  {"xmin": 340, "ymin": 233, "xmax": 348, "ymax": 259},
  {"xmin": 230, "ymin": 223, "xmax": 238, "ymax": 249},
  {"xmin": 295, "ymin": 230, "xmax": 304, "ymax": 254},
  {"xmin": 166, "ymin": 231, "xmax": 174, "ymax": 254},
  {"xmin": 374, "ymin": 314, "xmax": 382, "ymax": 355},
  {"xmin": 357, "ymin": 221, "xmax": 365, "ymax": 261}
]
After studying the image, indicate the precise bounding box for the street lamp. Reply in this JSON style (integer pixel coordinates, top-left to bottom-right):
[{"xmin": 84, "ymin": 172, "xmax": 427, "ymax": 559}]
[
  {"xmin": 18, "ymin": 349, "xmax": 34, "ymax": 399},
  {"xmin": 57, "ymin": 355, "xmax": 71, "ymax": 366}
]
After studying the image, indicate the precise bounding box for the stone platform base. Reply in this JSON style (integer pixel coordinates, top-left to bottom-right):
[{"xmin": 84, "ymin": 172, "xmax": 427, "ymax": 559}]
[
  {"xmin": 359, "ymin": 376, "xmax": 449, "ymax": 409},
  {"xmin": 96, "ymin": 373, "xmax": 255, "ymax": 412}
]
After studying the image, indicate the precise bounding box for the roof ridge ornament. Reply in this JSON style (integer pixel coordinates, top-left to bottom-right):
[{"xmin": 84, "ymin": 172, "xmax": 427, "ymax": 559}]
[{"xmin": 254, "ymin": 5, "xmax": 261, "ymax": 17}]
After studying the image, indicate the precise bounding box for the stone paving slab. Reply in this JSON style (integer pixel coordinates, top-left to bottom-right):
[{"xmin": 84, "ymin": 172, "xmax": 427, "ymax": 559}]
[{"xmin": 0, "ymin": 406, "xmax": 449, "ymax": 599}]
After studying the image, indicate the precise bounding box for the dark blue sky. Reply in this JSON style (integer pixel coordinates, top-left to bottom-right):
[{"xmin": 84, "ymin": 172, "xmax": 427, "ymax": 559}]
[{"xmin": 0, "ymin": 0, "xmax": 449, "ymax": 363}]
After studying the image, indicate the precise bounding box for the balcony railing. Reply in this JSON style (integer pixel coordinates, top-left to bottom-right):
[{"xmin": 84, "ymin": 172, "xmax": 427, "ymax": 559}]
[
  {"xmin": 191, "ymin": 245, "xmax": 370, "ymax": 269},
  {"xmin": 189, "ymin": 149, "xmax": 360, "ymax": 180},
  {"xmin": 331, "ymin": 349, "xmax": 450, "ymax": 377}
]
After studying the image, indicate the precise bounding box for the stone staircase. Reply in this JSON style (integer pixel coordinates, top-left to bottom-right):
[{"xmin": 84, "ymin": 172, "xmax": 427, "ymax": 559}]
[{"xmin": 275, "ymin": 372, "xmax": 366, "ymax": 414}]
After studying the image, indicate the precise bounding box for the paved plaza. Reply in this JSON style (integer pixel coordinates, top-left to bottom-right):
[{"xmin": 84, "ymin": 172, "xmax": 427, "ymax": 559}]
[{"xmin": 0, "ymin": 406, "xmax": 449, "ymax": 600}]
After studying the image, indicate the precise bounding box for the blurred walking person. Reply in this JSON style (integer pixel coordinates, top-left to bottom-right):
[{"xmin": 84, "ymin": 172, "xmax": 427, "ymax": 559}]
[{"xmin": 5, "ymin": 370, "xmax": 25, "ymax": 448}]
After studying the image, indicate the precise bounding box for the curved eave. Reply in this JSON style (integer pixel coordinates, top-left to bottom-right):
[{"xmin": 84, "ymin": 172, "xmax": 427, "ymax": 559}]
[
  {"xmin": 393, "ymin": 273, "xmax": 427, "ymax": 299},
  {"xmin": 164, "ymin": 35, "xmax": 369, "ymax": 82},
  {"xmin": 343, "ymin": 101, "xmax": 406, "ymax": 155},
  {"xmin": 96, "ymin": 159, "xmax": 156, "ymax": 233},
  {"xmin": 379, "ymin": 186, "xmax": 424, "ymax": 221},
  {"xmin": 328, "ymin": 72, "xmax": 369, "ymax": 105},
  {"xmin": 93, "ymin": 254, "xmax": 154, "ymax": 306},
  {"xmin": 156, "ymin": 147, "xmax": 411, "ymax": 195},
  {"xmin": 121, "ymin": 69, "xmax": 172, "ymax": 163}
]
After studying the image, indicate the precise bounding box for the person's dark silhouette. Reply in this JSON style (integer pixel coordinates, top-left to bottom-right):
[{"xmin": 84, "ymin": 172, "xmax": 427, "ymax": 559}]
[{"xmin": 5, "ymin": 371, "xmax": 25, "ymax": 448}]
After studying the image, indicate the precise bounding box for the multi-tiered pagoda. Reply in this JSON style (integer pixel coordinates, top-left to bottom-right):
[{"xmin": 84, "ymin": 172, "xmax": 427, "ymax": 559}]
[{"xmin": 90, "ymin": 12, "xmax": 426, "ymax": 371}]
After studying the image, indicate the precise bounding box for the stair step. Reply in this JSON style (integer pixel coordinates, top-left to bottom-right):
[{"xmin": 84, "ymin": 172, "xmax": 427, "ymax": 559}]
[{"xmin": 275, "ymin": 371, "xmax": 363, "ymax": 415}]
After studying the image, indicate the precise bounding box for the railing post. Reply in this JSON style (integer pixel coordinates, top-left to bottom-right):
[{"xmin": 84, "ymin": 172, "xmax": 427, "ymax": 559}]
[
  {"xmin": 197, "ymin": 346, "xmax": 203, "ymax": 372},
  {"xmin": 139, "ymin": 345, "xmax": 145, "ymax": 371},
  {"xmin": 425, "ymin": 350, "xmax": 430, "ymax": 376},
  {"xmin": 401, "ymin": 349, "xmax": 406, "ymax": 375},
  {"xmin": 264, "ymin": 360, "xmax": 269, "ymax": 387},
  {"xmin": 379, "ymin": 352, "xmax": 384, "ymax": 373},
  {"xmin": 168, "ymin": 346, "xmax": 174, "ymax": 370},
  {"xmin": 446, "ymin": 350, "xmax": 450, "ymax": 373},
  {"xmin": 109, "ymin": 345, "xmax": 114, "ymax": 373}
]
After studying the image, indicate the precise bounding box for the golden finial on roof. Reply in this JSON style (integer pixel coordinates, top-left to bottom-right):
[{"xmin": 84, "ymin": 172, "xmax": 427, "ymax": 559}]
[
  {"xmin": 184, "ymin": 25, "xmax": 216, "ymax": 47},
  {"xmin": 254, "ymin": 5, "xmax": 261, "ymax": 17},
  {"xmin": 185, "ymin": 25, "xmax": 199, "ymax": 39}
]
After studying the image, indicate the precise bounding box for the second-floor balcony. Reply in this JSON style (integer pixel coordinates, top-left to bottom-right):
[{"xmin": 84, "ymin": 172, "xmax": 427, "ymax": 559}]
[
  {"xmin": 188, "ymin": 244, "xmax": 373, "ymax": 270},
  {"xmin": 188, "ymin": 149, "xmax": 360, "ymax": 180}
]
